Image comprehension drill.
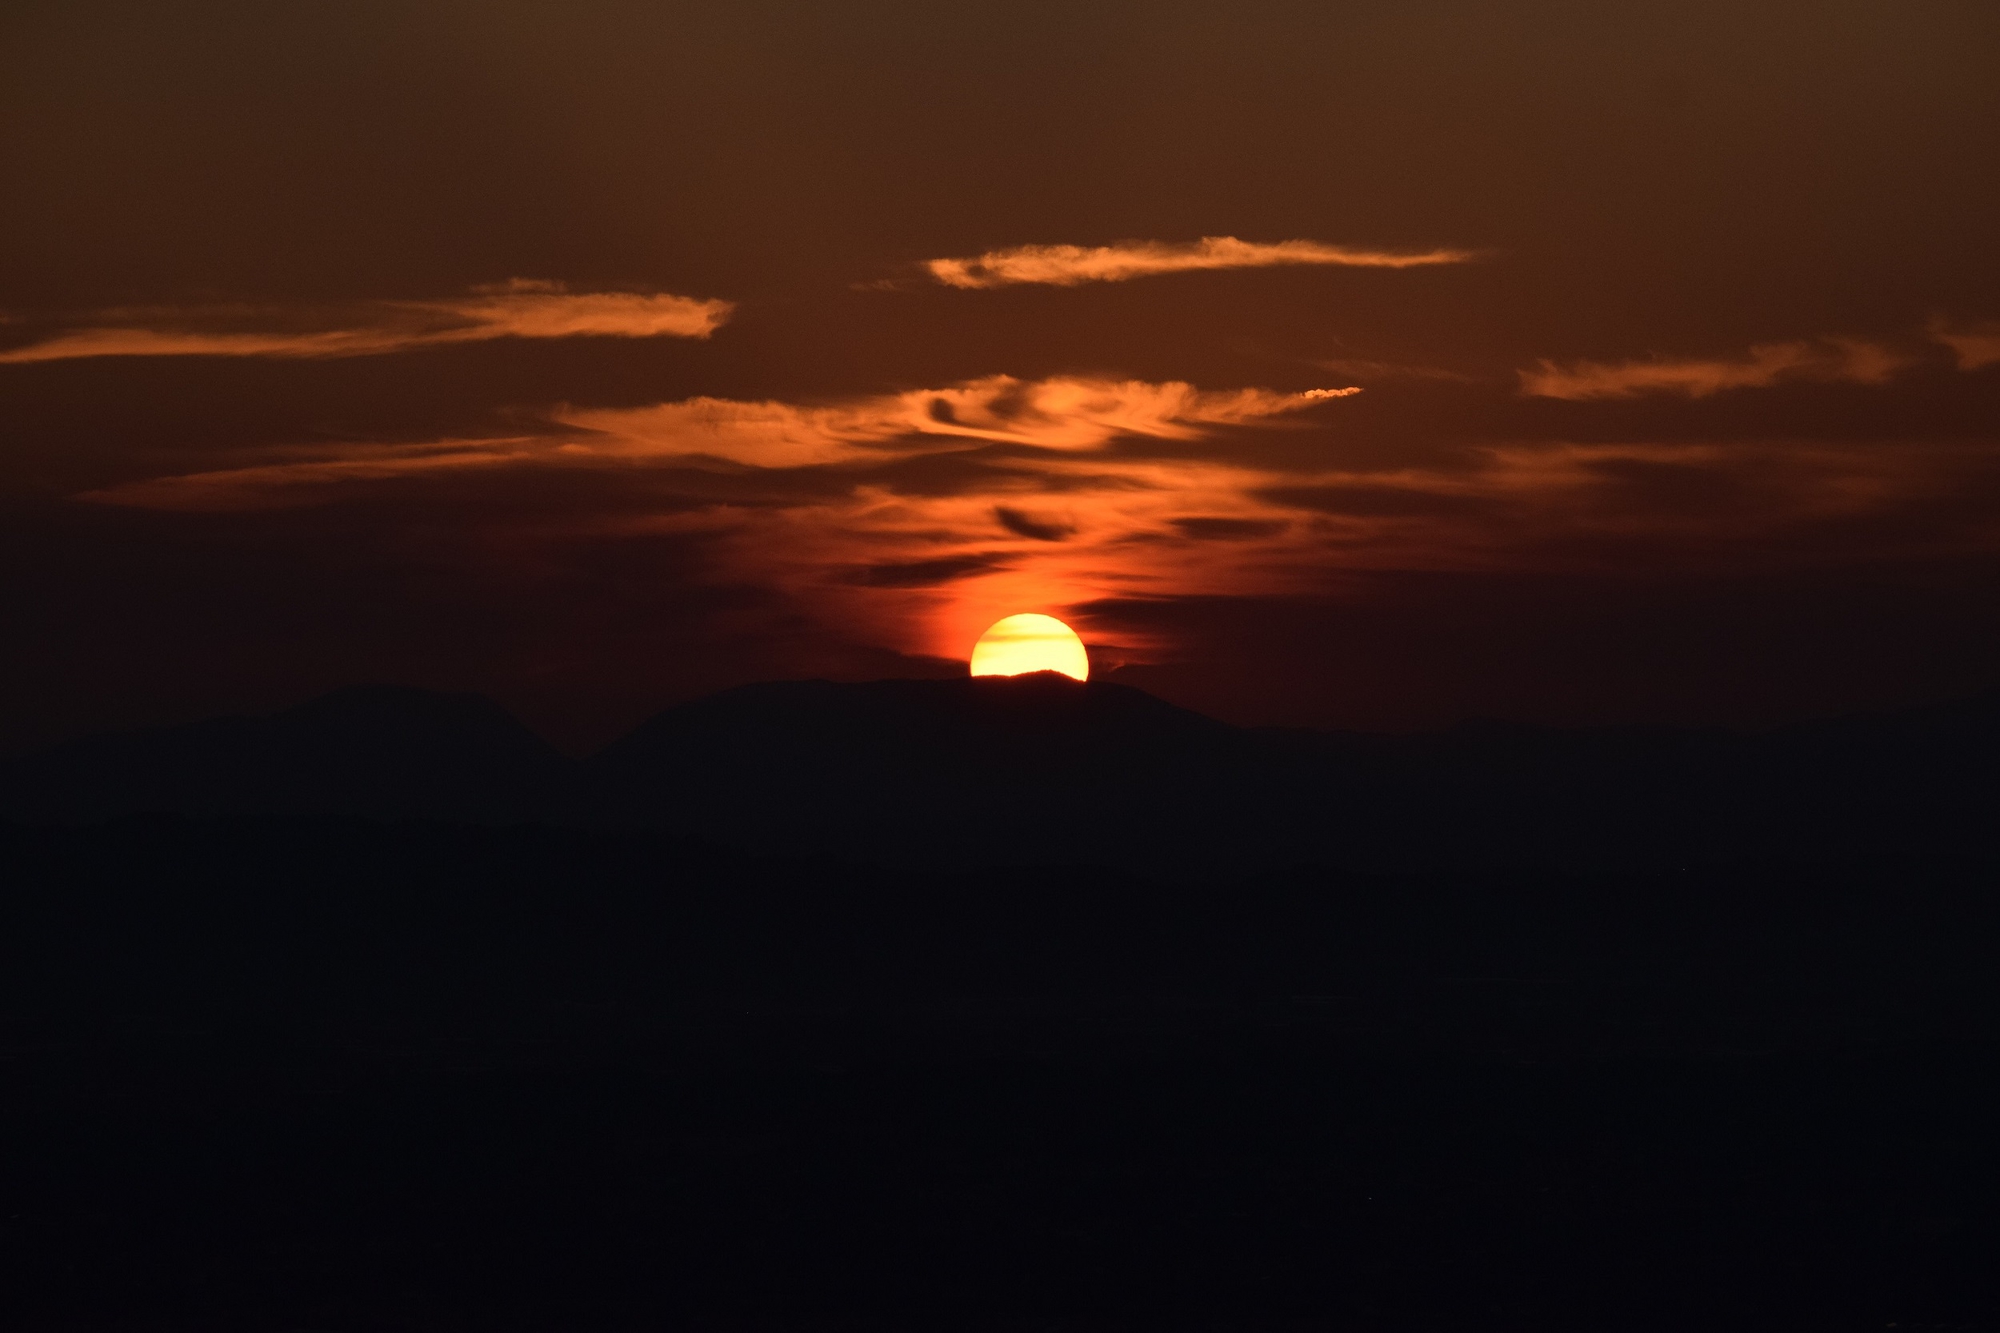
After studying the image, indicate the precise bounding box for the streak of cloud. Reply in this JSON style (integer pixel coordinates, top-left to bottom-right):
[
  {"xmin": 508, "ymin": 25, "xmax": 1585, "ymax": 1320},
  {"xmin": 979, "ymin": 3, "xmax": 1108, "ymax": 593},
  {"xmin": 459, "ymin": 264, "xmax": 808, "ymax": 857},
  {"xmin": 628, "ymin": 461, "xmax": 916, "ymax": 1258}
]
[
  {"xmin": 75, "ymin": 375, "xmax": 1362, "ymax": 660},
  {"xmin": 1316, "ymin": 357, "xmax": 1477, "ymax": 384},
  {"xmin": 925, "ymin": 236, "xmax": 1473, "ymax": 289},
  {"xmin": 561, "ymin": 377, "xmax": 1357, "ymax": 468},
  {"xmin": 0, "ymin": 280, "xmax": 733, "ymax": 364},
  {"xmin": 69, "ymin": 364, "xmax": 2000, "ymax": 672},
  {"xmin": 844, "ymin": 554, "xmax": 1016, "ymax": 588},
  {"xmin": 81, "ymin": 377, "xmax": 1357, "ymax": 508},
  {"xmin": 994, "ymin": 507, "xmax": 1076, "ymax": 542},
  {"xmin": 1930, "ymin": 318, "xmax": 2000, "ymax": 371},
  {"xmin": 77, "ymin": 439, "xmax": 551, "ymax": 510},
  {"xmin": 1519, "ymin": 338, "xmax": 1909, "ymax": 400}
]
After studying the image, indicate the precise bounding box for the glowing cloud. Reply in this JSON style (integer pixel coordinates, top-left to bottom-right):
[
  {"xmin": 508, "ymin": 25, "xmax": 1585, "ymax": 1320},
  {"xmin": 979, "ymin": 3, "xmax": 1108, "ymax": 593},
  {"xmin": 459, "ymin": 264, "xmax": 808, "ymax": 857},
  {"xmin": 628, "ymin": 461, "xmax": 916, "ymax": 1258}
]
[
  {"xmin": 0, "ymin": 280, "xmax": 732, "ymax": 364},
  {"xmin": 925, "ymin": 236, "xmax": 1473, "ymax": 289},
  {"xmin": 1519, "ymin": 338, "xmax": 1908, "ymax": 399},
  {"xmin": 558, "ymin": 376, "xmax": 1358, "ymax": 468},
  {"xmin": 76, "ymin": 375, "xmax": 1366, "ymax": 662},
  {"xmin": 71, "ymin": 370, "xmax": 2000, "ymax": 673},
  {"xmin": 82, "ymin": 377, "xmax": 1360, "ymax": 509},
  {"xmin": 78, "ymin": 439, "xmax": 549, "ymax": 510}
]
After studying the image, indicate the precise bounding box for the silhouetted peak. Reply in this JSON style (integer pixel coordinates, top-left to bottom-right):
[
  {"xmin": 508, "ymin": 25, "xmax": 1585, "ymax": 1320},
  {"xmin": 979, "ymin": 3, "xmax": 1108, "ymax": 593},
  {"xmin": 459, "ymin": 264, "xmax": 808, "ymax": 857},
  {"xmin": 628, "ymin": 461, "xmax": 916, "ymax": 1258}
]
[
  {"xmin": 0, "ymin": 685, "xmax": 563, "ymax": 823},
  {"xmin": 595, "ymin": 673, "xmax": 1232, "ymax": 773},
  {"xmin": 265, "ymin": 684, "xmax": 563, "ymax": 760},
  {"xmin": 286, "ymin": 682, "xmax": 515, "ymax": 720}
]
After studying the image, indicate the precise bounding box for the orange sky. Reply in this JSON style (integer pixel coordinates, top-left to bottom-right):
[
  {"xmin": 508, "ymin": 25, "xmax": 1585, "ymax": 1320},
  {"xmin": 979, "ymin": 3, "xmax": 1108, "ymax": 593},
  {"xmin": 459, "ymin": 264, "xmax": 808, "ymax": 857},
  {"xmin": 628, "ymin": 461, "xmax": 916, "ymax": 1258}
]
[{"xmin": 3, "ymin": 0, "xmax": 1999, "ymax": 751}]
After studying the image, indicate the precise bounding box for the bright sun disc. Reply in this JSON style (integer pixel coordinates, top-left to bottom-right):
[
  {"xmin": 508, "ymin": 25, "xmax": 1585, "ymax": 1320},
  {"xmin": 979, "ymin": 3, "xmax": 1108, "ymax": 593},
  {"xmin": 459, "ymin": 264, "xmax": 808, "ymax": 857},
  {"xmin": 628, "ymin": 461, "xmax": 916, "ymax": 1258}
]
[{"xmin": 969, "ymin": 613, "xmax": 1089, "ymax": 681}]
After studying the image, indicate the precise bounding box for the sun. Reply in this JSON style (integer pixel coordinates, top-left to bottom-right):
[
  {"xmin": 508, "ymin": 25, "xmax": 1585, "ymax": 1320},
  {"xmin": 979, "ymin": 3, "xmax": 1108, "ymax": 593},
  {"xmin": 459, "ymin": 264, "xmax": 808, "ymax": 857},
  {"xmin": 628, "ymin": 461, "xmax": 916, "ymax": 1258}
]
[{"xmin": 968, "ymin": 613, "xmax": 1090, "ymax": 681}]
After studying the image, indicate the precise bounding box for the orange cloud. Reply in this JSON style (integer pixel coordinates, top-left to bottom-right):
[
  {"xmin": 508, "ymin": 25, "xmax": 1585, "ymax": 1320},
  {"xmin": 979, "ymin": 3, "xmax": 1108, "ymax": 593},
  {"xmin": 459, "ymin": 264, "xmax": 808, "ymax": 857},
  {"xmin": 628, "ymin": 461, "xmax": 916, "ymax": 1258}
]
[
  {"xmin": 557, "ymin": 376, "xmax": 1357, "ymax": 468},
  {"xmin": 78, "ymin": 439, "xmax": 550, "ymax": 510},
  {"xmin": 0, "ymin": 280, "xmax": 732, "ymax": 364},
  {"xmin": 925, "ymin": 236, "xmax": 1474, "ymax": 289},
  {"xmin": 1520, "ymin": 338, "xmax": 1909, "ymax": 399},
  {"xmin": 1930, "ymin": 318, "xmax": 2000, "ymax": 371},
  {"xmin": 635, "ymin": 433, "xmax": 1999, "ymax": 665},
  {"xmin": 83, "ymin": 377, "xmax": 1358, "ymax": 507},
  {"xmin": 78, "ymin": 369, "xmax": 1999, "ymax": 671},
  {"xmin": 78, "ymin": 376, "xmax": 1362, "ymax": 660},
  {"xmin": 1316, "ymin": 357, "xmax": 1476, "ymax": 384}
]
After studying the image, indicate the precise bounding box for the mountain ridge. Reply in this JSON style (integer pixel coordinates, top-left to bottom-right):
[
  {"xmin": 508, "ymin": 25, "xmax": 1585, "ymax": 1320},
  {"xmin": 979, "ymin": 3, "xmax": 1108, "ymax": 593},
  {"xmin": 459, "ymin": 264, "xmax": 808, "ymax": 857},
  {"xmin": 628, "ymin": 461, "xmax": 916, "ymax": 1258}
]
[{"xmin": 3, "ymin": 676, "xmax": 1994, "ymax": 873}]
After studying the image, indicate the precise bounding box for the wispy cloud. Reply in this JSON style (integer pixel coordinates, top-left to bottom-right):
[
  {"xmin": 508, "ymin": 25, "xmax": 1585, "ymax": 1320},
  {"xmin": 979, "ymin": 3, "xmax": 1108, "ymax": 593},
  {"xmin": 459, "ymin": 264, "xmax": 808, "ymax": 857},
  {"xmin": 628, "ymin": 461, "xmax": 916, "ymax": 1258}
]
[
  {"xmin": 1930, "ymin": 318, "xmax": 2000, "ymax": 371},
  {"xmin": 71, "ymin": 370, "xmax": 2000, "ymax": 668},
  {"xmin": 83, "ymin": 376, "xmax": 1361, "ymax": 509},
  {"xmin": 562, "ymin": 376, "xmax": 1355, "ymax": 468},
  {"xmin": 1519, "ymin": 338, "xmax": 1909, "ymax": 400},
  {"xmin": 76, "ymin": 439, "xmax": 559, "ymax": 510},
  {"xmin": 1316, "ymin": 357, "xmax": 1476, "ymax": 384},
  {"xmin": 924, "ymin": 236, "xmax": 1473, "ymax": 289},
  {"xmin": 77, "ymin": 376, "xmax": 1361, "ymax": 659},
  {"xmin": 0, "ymin": 280, "xmax": 733, "ymax": 364}
]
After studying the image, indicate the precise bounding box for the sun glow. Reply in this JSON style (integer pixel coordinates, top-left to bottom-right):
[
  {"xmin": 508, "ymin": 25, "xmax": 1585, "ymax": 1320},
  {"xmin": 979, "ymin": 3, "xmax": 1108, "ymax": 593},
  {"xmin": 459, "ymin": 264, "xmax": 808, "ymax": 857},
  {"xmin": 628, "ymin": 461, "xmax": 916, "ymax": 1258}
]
[{"xmin": 968, "ymin": 614, "xmax": 1090, "ymax": 681}]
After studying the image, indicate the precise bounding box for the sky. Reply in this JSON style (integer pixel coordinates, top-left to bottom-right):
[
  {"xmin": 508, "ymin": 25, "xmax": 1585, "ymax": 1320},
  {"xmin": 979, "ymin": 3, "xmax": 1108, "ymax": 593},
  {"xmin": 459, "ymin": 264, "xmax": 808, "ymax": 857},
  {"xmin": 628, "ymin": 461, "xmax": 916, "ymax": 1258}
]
[{"xmin": 5, "ymin": 0, "xmax": 1999, "ymax": 752}]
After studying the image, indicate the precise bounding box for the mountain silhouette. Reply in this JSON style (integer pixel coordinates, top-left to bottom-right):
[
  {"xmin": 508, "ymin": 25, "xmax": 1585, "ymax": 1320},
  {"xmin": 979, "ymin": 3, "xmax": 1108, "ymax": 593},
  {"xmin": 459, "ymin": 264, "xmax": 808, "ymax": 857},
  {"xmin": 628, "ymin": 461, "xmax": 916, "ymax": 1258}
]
[
  {"xmin": 576, "ymin": 675, "xmax": 2000, "ymax": 871},
  {"xmin": 596, "ymin": 671, "xmax": 1228, "ymax": 768},
  {"xmin": 4, "ymin": 675, "xmax": 1996, "ymax": 872},
  {"xmin": 0, "ymin": 685, "xmax": 567, "ymax": 823},
  {"xmin": 573, "ymin": 671, "xmax": 1258, "ymax": 867},
  {"xmin": 3, "ymin": 679, "xmax": 1997, "ymax": 1332}
]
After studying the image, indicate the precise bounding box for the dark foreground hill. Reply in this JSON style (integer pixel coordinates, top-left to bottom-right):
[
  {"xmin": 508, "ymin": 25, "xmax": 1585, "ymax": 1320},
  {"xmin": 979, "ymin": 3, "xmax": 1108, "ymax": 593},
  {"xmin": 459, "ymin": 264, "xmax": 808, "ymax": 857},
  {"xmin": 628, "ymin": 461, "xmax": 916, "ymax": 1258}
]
[
  {"xmin": 575, "ymin": 671, "xmax": 1249, "ymax": 868},
  {"xmin": 0, "ymin": 817, "xmax": 1995, "ymax": 1331},
  {"xmin": 580, "ymin": 675, "xmax": 2000, "ymax": 872},
  {"xmin": 0, "ymin": 684, "xmax": 565, "ymax": 824},
  {"xmin": 3, "ymin": 679, "xmax": 1996, "ymax": 1327},
  {"xmin": 7, "ymin": 674, "xmax": 1995, "ymax": 873}
]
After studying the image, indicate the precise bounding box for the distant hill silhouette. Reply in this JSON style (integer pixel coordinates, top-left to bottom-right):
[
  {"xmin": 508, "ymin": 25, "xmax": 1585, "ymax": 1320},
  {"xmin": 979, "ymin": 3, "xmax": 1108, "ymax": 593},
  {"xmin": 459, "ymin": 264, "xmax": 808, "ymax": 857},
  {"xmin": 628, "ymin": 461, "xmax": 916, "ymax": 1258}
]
[
  {"xmin": 4, "ymin": 674, "xmax": 1996, "ymax": 872},
  {"xmin": 0, "ymin": 685, "xmax": 566, "ymax": 824},
  {"xmin": 574, "ymin": 672, "xmax": 1252, "ymax": 867},
  {"xmin": 2, "ymin": 681, "xmax": 1997, "ymax": 1331},
  {"xmin": 576, "ymin": 674, "xmax": 2000, "ymax": 872}
]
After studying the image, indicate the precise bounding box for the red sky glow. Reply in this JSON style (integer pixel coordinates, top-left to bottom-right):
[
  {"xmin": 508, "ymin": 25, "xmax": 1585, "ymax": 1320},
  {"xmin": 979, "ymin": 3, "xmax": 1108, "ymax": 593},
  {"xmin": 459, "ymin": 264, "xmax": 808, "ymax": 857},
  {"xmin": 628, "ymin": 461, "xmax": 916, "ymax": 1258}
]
[{"xmin": 3, "ymin": 0, "xmax": 1998, "ymax": 751}]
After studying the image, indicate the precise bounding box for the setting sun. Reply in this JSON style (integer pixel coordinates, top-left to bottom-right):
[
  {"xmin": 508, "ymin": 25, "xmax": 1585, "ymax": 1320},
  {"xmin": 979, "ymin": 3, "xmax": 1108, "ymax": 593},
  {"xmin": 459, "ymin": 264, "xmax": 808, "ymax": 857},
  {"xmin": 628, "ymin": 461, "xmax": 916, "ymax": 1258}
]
[{"xmin": 968, "ymin": 614, "xmax": 1089, "ymax": 681}]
